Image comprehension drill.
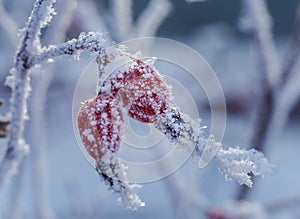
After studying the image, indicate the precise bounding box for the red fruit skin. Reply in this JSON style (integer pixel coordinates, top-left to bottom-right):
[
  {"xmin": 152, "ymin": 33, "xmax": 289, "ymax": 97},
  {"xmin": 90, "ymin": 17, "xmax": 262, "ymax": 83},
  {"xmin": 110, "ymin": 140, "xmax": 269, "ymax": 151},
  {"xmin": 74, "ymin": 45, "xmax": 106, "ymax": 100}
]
[
  {"xmin": 100, "ymin": 58, "xmax": 170, "ymax": 123},
  {"xmin": 78, "ymin": 96, "xmax": 122, "ymax": 160},
  {"xmin": 78, "ymin": 58, "xmax": 170, "ymax": 160}
]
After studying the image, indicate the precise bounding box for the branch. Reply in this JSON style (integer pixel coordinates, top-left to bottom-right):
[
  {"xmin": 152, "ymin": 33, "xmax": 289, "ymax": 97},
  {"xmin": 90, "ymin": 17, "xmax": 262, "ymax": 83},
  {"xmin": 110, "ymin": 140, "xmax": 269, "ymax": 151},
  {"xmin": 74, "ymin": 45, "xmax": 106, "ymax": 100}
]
[
  {"xmin": 135, "ymin": 0, "xmax": 172, "ymax": 38},
  {"xmin": 0, "ymin": 0, "xmax": 57, "ymax": 189},
  {"xmin": 0, "ymin": 0, "xmax": 108, "ymax": 190},
  {"xmin": 111, "ymin": 0, "xmax": 133, "ymax": 41},
  {"xmin": 32, "ymin": 32, "xmax": 109, "ymax": 66}
]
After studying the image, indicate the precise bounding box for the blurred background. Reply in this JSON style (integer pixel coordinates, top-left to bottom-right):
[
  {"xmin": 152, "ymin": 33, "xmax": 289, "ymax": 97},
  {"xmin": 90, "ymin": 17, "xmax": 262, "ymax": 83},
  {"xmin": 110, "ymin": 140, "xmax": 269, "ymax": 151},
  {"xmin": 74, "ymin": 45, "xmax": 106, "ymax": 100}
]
[{"xmin": 0, "ymin": 0, "xmax": 300, "ymax": 218}]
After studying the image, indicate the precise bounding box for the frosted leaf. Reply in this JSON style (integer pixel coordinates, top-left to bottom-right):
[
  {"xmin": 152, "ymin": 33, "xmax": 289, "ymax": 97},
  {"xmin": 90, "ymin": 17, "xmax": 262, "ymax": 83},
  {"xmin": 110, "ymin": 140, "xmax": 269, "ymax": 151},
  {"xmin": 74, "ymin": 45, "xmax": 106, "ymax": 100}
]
[
  {"xmin": 95, "ymin": 151, "xmax": 144, "ymax": 210},
  {"xmin": 216, "ymin": 147, "xmax": 276, "ymax": 187}
]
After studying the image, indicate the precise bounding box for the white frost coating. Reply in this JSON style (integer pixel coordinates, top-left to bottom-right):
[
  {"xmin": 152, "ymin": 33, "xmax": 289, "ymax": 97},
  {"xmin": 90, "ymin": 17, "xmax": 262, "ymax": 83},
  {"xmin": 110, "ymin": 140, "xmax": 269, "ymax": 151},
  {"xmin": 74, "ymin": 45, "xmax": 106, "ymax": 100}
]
[
  {"xmin": 95, "ymin": 151, "xmax": 144, "ymax": 210},
  {"xmin": 216, "ymin": 147, "xmax": 276, "ymax": 187},
  {"xmin": 135, "ymin": 0, "xmax": 172, "ymax": 38},
  {"xmin": 154, "ymin": 101, "xmax": 275, "ymax": 187},
  {"xmin": 33, "ymin": 32, "xmax": 110, "ymax": 66},
  {"xmin": 1, "ymin": 0, "xmax": 109, "ymax": 189}
]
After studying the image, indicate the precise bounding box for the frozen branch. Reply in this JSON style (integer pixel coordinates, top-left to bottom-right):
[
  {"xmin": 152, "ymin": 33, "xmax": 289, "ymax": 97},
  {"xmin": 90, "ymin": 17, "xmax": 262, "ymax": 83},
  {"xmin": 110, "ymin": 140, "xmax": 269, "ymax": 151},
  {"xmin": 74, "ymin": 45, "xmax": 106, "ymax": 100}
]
[
  {"xmin": 135, "ymin": 0, "xmax": 172, "ymax": 38},
  {"xmin": 32, "ymin": 32, "xmax": 109, "ymax": 66},
  {"xmin": 0, "ymin": 0, "xmax": 56, "ymax": 189},
  {"xmin": 0, "ymin": 0, "xmax": 109, "ymax": 190},
  {"xmin": 155, "ymin": 110, "xmax": 275, "ymax": 188},
  {"xmin": 95, "ymin": 151, "xmax": 144, "ymax": 210},
  {"xmin": 111, "ymin": 0, "xmax": 133, "ymax": 41}
]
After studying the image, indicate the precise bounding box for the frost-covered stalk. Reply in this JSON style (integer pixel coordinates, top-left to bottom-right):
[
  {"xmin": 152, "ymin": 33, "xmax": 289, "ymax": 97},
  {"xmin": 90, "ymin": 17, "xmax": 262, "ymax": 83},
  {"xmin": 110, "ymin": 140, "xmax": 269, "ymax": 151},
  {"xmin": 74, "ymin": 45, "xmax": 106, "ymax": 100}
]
[
  {"xmin": 0, "ymin": 0, "xmax": 56, "ymax": 189},
  {"xmin": 155, "ymin": 108, "xmax": 274, "ymax": 188},
  {"xmin": 135, "ymin": 0, "xmax": 172, "ymax": 38},
  {"xmin": 95, "ymin": 152, "xmax": 144, "ymax": 210},
  {"xmin": 111, "ymin": 0, "xmax": 133, "ymax": 41},
  {"xmin": 238, "ymin": 0, "xmax": 280, "ymax": 199}
]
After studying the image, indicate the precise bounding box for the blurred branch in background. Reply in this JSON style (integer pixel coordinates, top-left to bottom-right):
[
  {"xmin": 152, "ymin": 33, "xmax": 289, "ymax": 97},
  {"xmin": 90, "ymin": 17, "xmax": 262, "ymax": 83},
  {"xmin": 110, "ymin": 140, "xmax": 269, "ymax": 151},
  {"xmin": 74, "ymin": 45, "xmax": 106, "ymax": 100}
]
[
  {"xmin": 29, "ymin": 1, "xmax": 77, "ymax": 219},
  {"xmin": 238, "ymin": 0, "xmax": 279, "ymax": 200},
  {"xmin": 135, "ymin": 0, "xmax": 172, "ymax": 38},
  {"xmin": 111, "ymin": 0, "xmax": 133, "ymax": 41},
  {"xmin": 238, "ymin": 0, "xmax": 300, "ymax": 200}
]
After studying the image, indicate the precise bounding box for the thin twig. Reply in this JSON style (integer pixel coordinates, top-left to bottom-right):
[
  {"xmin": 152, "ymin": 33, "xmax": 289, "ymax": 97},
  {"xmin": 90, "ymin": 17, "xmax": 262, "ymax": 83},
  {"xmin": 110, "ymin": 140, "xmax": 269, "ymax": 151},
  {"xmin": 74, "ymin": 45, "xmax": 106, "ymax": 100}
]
[{"xmin": 32, "ymin": 32, "xmax": 109, "ymax": 67}]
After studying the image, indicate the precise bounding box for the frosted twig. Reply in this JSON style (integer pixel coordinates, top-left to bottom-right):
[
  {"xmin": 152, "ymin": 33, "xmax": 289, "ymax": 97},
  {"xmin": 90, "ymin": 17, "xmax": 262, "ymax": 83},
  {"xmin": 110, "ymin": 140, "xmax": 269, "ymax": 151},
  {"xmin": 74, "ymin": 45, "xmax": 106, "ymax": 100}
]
[
  {"xmin": 135, "ymin": 0, "xmax": 172, "ymax": 38},
  {"xmin": 95, "ymin": 151, "xmax": 144, "ymax": 210},
  {"xmin": 0, "ymin": 0, "xmax": 109, "ymax": 189},
  {"xmin": 111, "ymin": 0, "xmax": 133, "ymax": 40},
  {"xmin": 0, "ymin": 0, "xmax": 56, "ymax": 189},
  {"xmin": 32, "ymin": 32, "xmax": 109, "ymax": 66},
  {"xmin": 154, "ymin": 105, "xmax": 275, "ymax": 188}
]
